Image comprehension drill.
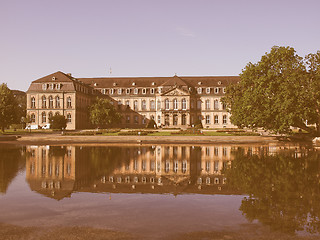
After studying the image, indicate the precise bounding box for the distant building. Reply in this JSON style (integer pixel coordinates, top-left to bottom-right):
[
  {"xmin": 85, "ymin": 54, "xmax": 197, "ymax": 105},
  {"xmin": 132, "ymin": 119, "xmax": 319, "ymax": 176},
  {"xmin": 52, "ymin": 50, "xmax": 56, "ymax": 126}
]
[{"xmin": 26, "ymin": 71, "xmax": 239, "ymax": 130}]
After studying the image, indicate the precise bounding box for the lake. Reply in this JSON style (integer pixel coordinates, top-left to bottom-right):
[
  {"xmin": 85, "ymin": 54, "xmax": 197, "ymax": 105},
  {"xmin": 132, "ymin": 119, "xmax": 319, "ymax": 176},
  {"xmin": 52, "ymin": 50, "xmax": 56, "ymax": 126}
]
[{"xmin": 0, "ymin": 143, "xmax": 320, "ymax": 240}]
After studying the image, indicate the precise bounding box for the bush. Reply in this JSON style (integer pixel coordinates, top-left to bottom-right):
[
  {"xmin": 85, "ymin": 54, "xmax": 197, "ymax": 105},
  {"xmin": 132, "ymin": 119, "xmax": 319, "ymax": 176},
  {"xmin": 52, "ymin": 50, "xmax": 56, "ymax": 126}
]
[{"xmin": 50, "ymin": 115, "xmax": 67, "ymax": 130}]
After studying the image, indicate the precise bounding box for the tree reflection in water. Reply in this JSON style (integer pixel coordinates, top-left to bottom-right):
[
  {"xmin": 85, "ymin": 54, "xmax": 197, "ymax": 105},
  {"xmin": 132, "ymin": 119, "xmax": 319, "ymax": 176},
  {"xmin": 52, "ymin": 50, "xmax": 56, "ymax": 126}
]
[{"xmin": 223, "ymin": 147, "xmax": 320, "ymax": 234}]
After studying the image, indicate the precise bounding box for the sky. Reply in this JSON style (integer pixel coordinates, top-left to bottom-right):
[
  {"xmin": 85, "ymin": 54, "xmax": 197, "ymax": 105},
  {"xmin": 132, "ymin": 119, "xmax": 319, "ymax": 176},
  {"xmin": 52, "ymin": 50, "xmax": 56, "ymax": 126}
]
[{"xmin": 1, "ymin": 0, "xmax": 320, "ymax": 91}]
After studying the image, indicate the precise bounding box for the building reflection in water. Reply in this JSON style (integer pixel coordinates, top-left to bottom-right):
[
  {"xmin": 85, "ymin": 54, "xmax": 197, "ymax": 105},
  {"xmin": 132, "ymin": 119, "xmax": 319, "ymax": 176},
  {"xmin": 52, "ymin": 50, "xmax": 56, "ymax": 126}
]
[{"xmin": 26, "ymin": 145, "xmax": 246, "ymax": 199}]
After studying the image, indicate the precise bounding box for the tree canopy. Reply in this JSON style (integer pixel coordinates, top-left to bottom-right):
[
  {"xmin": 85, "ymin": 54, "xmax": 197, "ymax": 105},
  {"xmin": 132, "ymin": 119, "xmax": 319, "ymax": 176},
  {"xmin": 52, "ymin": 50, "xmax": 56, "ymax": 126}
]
[
  {"xmin": 89, "ymin": 98, "xmax": 122, "ymax": 128},
  {"xmin": 0, "ymin": 84, "xmax": 18, "ymax": 131},
  {"xmin": 222, "ymin": 46, "xmax": 320, "ymax": 135},
  {"xmin": 49, "ymin": 114, "xmax": 67, "ymax": 130}
]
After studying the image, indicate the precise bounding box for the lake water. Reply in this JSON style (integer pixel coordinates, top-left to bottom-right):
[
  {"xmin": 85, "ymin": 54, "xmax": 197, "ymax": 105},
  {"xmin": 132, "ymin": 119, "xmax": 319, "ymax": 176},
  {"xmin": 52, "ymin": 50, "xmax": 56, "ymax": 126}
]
[{"xmin": 1, "ymin": 143, "xmax": 320, "ymax": 240}]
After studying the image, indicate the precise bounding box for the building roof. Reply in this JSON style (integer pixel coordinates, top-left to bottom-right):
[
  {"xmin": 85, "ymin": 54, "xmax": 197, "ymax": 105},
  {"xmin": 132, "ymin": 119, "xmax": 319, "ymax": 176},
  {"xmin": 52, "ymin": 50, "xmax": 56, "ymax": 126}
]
[
  {"xmin": 32, "ymin": 71, "xmax": 75, "ymax": 83},
  {"xmin": 79, "ymin": 75, "xmax": 240, "ymax": 88}
]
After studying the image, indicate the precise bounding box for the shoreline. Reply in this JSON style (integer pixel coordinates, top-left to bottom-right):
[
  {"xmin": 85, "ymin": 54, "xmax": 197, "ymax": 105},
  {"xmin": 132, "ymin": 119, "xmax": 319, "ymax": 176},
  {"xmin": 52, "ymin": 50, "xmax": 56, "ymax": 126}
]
[{"xmin": 0, "ymin": 134, "xmax": 280, "ymax": 145}]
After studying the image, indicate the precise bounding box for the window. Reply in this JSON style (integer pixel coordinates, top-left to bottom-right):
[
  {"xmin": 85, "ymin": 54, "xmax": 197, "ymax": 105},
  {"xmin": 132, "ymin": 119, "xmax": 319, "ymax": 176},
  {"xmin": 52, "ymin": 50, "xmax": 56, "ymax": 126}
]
[
  {"xmin": 223, "ymin": 115, "xmax": 227, "ymax": 124},
  {"xmin": 67, "ymin": 113, "xmax": 72, "ymax": 123},
  {"xmin": 42, "ymin": 84, "xmax": 47, "ymax": 90},
  {"xmin": 197, "ymin": 100, "xmax": 201, "ymax": 109},
  {"xmin": 31, "ymin": 113, "xmax": 35, "ymax": 123},
  {"xmin": 157, "ymin": 115, "xmax": 161, "ymax": 124},
  {"xmin": 206, "ymin": 161, "xmax": 210, "ymax": 172},
  {"xmin": 206, "ymin": 88, "xmax": 210, "ymax": 94},
  {"xmin": 48, "ymin": 112, "xmax": 53, "ymax": 120},
  {"xmin": 126, "ymin": 88, "xmax": 130, "ymax": 94},
  {"xmin": 142, "ymin": 116, "xmax": 146, "ymax": 124},
  {"xmin": 67, "ymin": 97, "xmax": 72, "ymax": 108},
  {"xmin": 223, "ymin": 88, "xmax": 226, "ymax": 93},
  {"xmin": 142, "ymin": 88, "xmax": 146, "ymax": 94},
  {"xmin": 150, "ymin": 100, "xmax": 155, "ymax": 110},
  {"xmin": 41, "ymin": 112, "xmax": 46, "ymax": 123},
  {"xmin": 31, "ymin": 97, "xmax": 36, "ymax": 108},
  {"xmin": 134, "ymin": 100, "xmax": 138, "ymax": 110},
  {"xmin": 110, "ymin": 89, "xmax": 114, "ymax": 94},
  {"xmin": 165, "ymin": 161, "xmax": 170, "ymax": 173},
  {"xmin": 206, "ymin": 147, "xmax": 210, "ymax": 156},
  {"xmin": 173, "ymin": 98, "xmax": 178, "ymax": 110},
  {"xmin": 134, "ymin": 88, "xmax": 138, "ymax": 94},
  {"xmin": 55, "ymin": 96, "xmax": 60, "ymax": 108},
  {"xmin": 205, "ymin": 115, "xmax": 210, "ymax": 124},
  {"xmin": 42, "ymin": 96, "xmax": 46, "ymax": 108},
  {"xmin": 141, "ymin": 100, "xmax": 146, "ymax": 110},
  {"xmin": 214, "ymin": 88, "xmax": 220, "ymax": 94},
  {"xmin": 214, "ymin": 115, "xmax": 219, "ymax": 124},
  {"xmin": 158, "ymin": 87, "xmax": 162, "ymax": 94},
  {"xmin": 223, "ymin": 147, "xmax": 227, "ymax": 156},
  {"xmin": 165, "ymin": 114, "xmax": 169, "ymax": 126},
  {"xmin": 49, "ymin": 96, "xmax": 53, "ymax": 108},
  {"xmin": 214, "ymin": 161, "xmax": 219, "ymax": 171},
  {"xmin": 182, "ymin": 98, "xmax": 186, "ymax": 110},
  {"xmin": 173, "ymin": 114, "xmax": 178, "ymax": 125},
  {"xmin": 157, "ymin": 100, "xmax": 161, "ymax": 110},
  {"xmin": 174, "ymin": 161, "xmax": 178, "ymax": 173},
  {"xmin": 181, "ymin": 114, "xmax": 186, "ymax": 125},
  {"xmin": 134, "ymin": 115, "xmax": 138, "ymax": 124},
  {"xmin": 222, "ymin": 103, "xmax": 227, "ymax": 110},
  {"xmin": 50, "ymin": 83, "xmax": 54, "ymax": 90},
  {"xmin": 150, "ymin": 88, "xmax": 155, "ymax": 94},
  {"xmin": 126, "ymin": 115, "xmax": 130, "ymax": 123},
  {"xmin": 182, "ymin": 161, "xmax": 187, "ymax": 173},
  {"xmin": 125, "ymin": 100, "xmax": 130, "ymax": 107},
  {"xmin": 205, "ymin": 99, "xmax": 210, "ymax": 110},
  {"xmin": 118, "ymin": 88, "xmax": 122, "ymax": 94},
  {"xmin": 197, "ymin": 88, "xmax": 202, "ymax": 94},
  {"xmin": 165, "ymin": 99, "xmax": 170, "ymax": 110},
  {"xmin": 214, "ymin": 147, "xmax": 219, "ymax": 156},
  {"xmin": 102, "ymin": 89, "xmax": 106, "ymax": 94},
  {"xmin": 56, "ymin": 84, "xmax": 61, "ymax": 90},
  {"xmin": 214, "ymin": 100, "xmax": 219, "ymax": 110}
]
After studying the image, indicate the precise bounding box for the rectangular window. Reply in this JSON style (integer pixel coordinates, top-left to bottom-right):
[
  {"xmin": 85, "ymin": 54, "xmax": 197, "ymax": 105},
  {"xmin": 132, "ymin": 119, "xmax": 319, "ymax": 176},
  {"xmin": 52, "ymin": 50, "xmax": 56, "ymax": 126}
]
[
  {"xmin": 197, "ymin": 88, "xmax": 202, "ymax": 94},
  {"xmin": 206, "ymin": 115, "xmax": 210, "ymax": 124},
  {"xmin": 134, "ymin": 88, "xmax": 138, "ymax": 94},
  {"xmin": 118, "ymin": 88, "xmax": 122, "ymax": 94},
  {"xmin": 206, "ymin": 88, "xmax": 210, "ymax": 94},
  {"xmin": 126, "ymin": 88, "xmax": 130, "ymax": 94},
  {"xmin": 110, "ymin": 89, "xmax": 114, "ymax": 94},
  {"xmin": 142, "ymin": 88, "xmax": 146, "ymax": 94},
  {"xmin": 150, "ymin": 88, "xmax": 154, "ymax": 94},
  {"xmin": 214, "ymin": 88, "xmax": 220, "ymax": 94},
  {"xmin": 223, "ymin": 115, "xmax": 227, "ymax": 124},
  {"xmin": 214, "ymin": 115, "xmax": 219, "ymax": 124}
]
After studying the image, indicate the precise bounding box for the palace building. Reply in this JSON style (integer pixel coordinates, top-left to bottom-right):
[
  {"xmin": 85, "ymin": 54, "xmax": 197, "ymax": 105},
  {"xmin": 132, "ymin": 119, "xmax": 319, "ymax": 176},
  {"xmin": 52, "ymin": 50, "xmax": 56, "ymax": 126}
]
[{"xmin": 26, "ymin": 71, "xmax": 240, "ymax": 130}]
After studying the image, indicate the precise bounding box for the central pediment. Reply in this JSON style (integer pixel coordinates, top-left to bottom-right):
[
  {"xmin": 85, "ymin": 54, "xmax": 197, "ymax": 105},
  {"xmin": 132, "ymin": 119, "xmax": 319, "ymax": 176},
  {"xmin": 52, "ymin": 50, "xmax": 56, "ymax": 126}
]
[{"xmin": 162, "ymin": 87, "xmax": 190, "ymax": 96}]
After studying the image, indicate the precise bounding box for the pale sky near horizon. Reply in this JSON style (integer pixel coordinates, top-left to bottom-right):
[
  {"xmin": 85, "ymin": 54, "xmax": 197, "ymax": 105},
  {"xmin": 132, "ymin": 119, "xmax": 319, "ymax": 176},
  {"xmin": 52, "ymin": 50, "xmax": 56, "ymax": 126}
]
[{"xmin": 1, "ymin": 0, "xmax": 320, "ymax": 91}]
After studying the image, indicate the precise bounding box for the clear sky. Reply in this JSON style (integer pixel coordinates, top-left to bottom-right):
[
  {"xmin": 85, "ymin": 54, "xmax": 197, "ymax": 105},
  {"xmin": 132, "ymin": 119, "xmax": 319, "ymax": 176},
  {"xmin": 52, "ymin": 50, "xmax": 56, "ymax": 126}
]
[{"xmin": 1, "ymin": 0, "xmax": 320, "ymax": 91}]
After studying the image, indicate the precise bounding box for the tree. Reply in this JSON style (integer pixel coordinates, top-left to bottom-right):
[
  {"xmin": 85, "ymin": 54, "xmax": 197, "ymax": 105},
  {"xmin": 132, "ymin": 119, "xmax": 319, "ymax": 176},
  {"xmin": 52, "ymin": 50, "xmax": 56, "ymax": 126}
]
[
  {"xmin": 146, "ymin": 119, "xmax": 157, "ymax": 129},
  {"xmin": 89, "ymin": 98, "xmax": 122, "ymax": 128},
  {"xmin": 49, "ymin": 114, "xmax": 67, "ymax": 130},
  {"xmin": 0, "ymin": 84, "xmax": 17, "ymax": 132},
  {"xmin": 222, "ymin": 46, "xmax": 320, "ymax": 135}
]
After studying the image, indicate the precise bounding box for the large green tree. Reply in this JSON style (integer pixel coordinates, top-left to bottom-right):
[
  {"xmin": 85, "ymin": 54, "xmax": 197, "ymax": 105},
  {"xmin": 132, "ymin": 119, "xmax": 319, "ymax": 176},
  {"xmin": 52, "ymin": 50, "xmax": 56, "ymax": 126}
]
[
  {"xmin": 89, "ymin": 98, "xmax": 122, "ymax": 128},
  {"xmin": 49, "ymin": 114, "xmax": 67, "ymax": 130},
  {"xmin": 0, "ymin": 84, "xmax": 18, "ymax": 132},
  {"xmin": 222, "ymin": 46, "xmax": 320, "ymax": 135}
]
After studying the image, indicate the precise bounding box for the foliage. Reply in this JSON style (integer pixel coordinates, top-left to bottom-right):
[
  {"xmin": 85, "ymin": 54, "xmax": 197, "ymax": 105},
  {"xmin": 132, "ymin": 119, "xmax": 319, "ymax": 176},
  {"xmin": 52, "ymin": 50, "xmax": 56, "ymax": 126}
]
[
  {"xmin": 222, "ymin": 46, "xmax": 320, "ymax": 135},
  {"xmin": 49, "ymin": 114, "xmax": 67, "ymax": 130},
  {"xmin": 146, "ymin": 119, "xmax": 157, "ymax": 129},
  {"xmin": 0, "ymin": 84, "xmax": 18, "ymax": 131},
  {"xmin": 89, "ymin": 98, "xmax": 122, "ymax": 128},
  {"xmin": 223, "ymin": 147, "xmax": 320, "ymax": 234},
  {"xmin": 194, "ymin": 119, "xmax": 203, "ymax": 129}
]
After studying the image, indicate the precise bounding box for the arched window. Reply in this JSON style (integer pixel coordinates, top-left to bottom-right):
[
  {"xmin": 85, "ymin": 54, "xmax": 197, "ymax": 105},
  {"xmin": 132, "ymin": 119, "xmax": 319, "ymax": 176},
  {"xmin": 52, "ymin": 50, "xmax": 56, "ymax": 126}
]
[
  {"xmin": 173, "ymin": 99, "xmax": 178, "ymax": 110},
  {"xmin": 134, "ymin": 100, "xmax": 138, "ymax": 110},
  {"xmin": 67, "ymin": 97, "xmax": 72, "ymax": 108},
  {"xmin": 150, "ymin": 100, "xmax": 155, "ymax": 110},
  {"xmin": 55, "ymin": 96, "xmax": 60, "ymax": 108},
  {"xmin": 41, "ymin": 112, "xmax": 46, "ymax": 123},
  {"xmin": 182, "ymin": 98, "xmax": 186, "ymax": 110},
  {"xmin": 31, "ymin": 114, "xmax": 36, "ymax": 123},
  {"xmin": 165, "ymin": 99, "xmax": 170, "ymax": 110},
  {"xmin": 42, "ymin": 96, "xmax": 46, "ymax": 108},
  {"xmin": 31, "ymin": 97, "xmax": 36, "ymax": 108},
  {"xmin": 67, "ymin": 113, "xmax": 72, "ymax": 123},
  {"xmin": 214, "ymin": 100, "xmax": 219, "ymax": 110},
  {"xmin": 49, "ymin": 96, "xmax": 53, "ymax": 108},
  {"xmin": 205, "ymin": 99, "xmax": 210, "ymax": 110},
  {"xmin": 181, "ymin": 114, "xmax": 186, "ymax": 125},
  {"xmin": 141, "ymin": 100, "xmax": 146, "ymax": 110},
  {"xmin": 48, "ymin": 112, "xmax": 53, "ymax": 121},
  {"xmin": 173, "ymin": 114, "xmax": 178, "ymax": 125}
]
